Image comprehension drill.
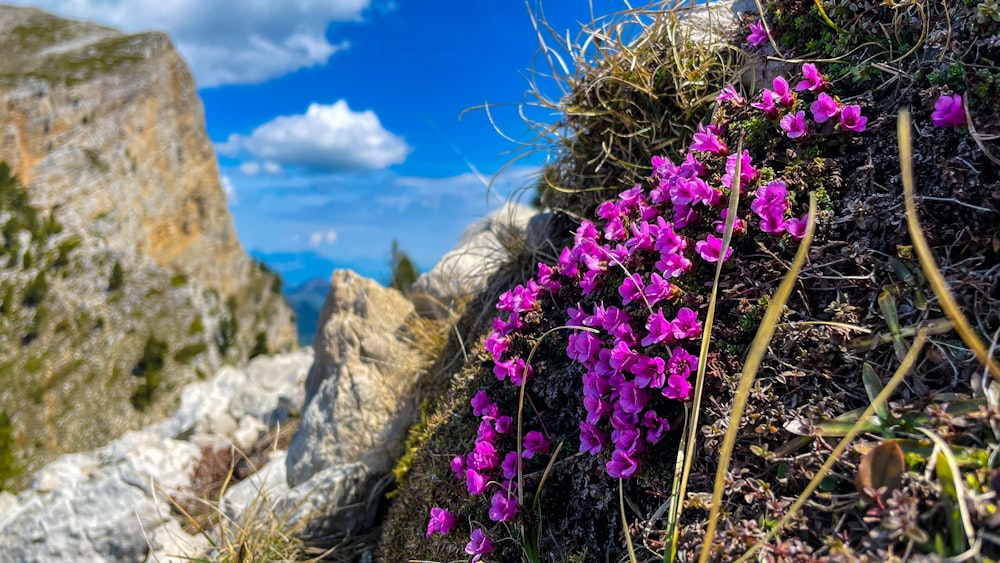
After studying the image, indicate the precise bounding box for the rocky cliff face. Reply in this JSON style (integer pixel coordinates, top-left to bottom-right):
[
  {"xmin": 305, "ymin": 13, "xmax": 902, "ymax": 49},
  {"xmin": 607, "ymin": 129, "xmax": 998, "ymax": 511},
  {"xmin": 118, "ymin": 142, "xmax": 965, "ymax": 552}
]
[
  {"xmin": 0, "ymin": 5, "xmax": 250, "ymax": 295},
  {"xmin": 0, "ymin": 5, "xmax": 296, "ymax": 488}
]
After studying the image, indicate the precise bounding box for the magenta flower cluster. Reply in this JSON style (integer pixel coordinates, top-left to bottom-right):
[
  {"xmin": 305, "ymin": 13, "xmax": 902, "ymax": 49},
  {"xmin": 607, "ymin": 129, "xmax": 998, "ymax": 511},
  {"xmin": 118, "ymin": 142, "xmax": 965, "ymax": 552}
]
[
  {"xmin": 426, "ymin": 62, "xmax": 871, "ymax": 555},
  {"xmin": 752, "ymin": 64, "xmax": 867, "ymax": 139}
]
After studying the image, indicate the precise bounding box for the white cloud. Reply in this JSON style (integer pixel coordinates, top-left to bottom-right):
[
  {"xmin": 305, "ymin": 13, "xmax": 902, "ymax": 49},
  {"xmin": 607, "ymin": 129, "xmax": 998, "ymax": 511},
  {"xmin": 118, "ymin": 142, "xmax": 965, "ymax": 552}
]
[
  {"xmin": 218, "ymin": 101, "xmax": 411, "ymax": 172},
  {"xmin": 238, "ymin": 160, "xmax": 282, "ymax": 175},
  {"xmin": 6, "ymin": 0, "xmax": 370, "ymax": 87},
  {"xmin": 220, "ymin": 174, "xmax": 237, "ymax": 204},
  {"xmin": 309, "ymin": 229, "xmax": 338, "ymax": 246}
]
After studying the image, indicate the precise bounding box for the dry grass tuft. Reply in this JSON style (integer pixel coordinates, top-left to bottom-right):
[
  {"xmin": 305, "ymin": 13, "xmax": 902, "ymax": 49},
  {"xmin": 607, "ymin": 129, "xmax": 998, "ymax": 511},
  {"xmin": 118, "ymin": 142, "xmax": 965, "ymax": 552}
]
[{"xmin": 514, "ymin": 1, "xmax": 746, "ymax": 215}]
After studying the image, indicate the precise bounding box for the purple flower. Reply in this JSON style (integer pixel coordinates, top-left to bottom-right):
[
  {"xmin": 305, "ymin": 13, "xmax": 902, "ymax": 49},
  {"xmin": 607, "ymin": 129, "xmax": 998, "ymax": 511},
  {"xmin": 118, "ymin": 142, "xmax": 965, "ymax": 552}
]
[
  {"xmin": 612, "ymin": 427, "xmax": 643, "ymax": 454},
  {"xmin": 466, "ymin": 468, "xmax": 490, "ymax": 495},
  {"xmin": 522, "ymin": 431, "xmax": 550, "ymax": 459},
  {"xmin": 747, "ymin": 19, "xmax": 768, "ymax": 47},
  {"xmin": 655, "ymin": 250, "xmax": 693, "ymax": 279},
  {"xmin": 664, "ymin": 373, "xmax": 694, "ymax": 401},
  {"xmin": 580, "ymin": 269, "xmax": 604, "ymax": 294},
  {"xmin": 465, "ymin": 528, "xmax": 495, "ymax": 562},
  {"xmin": 641, "ymin": 308, "xmax": 675, "ymax": 347},
  {"xmin": 618, "ymin": 273, "xmax": 645, "ymax": 305},
  {"xmin": 597, "ymin": 200, "xmax": 623, "ymax": 220},
  {"xmin": 695, "ymin": 235, "xmax": 733, "ymax": 263},
  {"xmin": 795, "ymin": 63, "xmax": 827, "ymax": 92},
  {"xmin": 567, "ymin": 331, "xmax": 601, "ymax": 363},
  {"xmin": 477, "ymin": 419, "xmax": 499, "ymax": 443},
  {"xmin": 579, "ymin": 421, "xmax": 609, "ymax": 455},
  {"xmin": 584, "ymin": 393, "xmax": 612, "ymax": 424},
  {"xmin": 931, "ymin": 93, "xmax": 966, "ymax": 127},
  {"xmin": 558, "ymin": 247, "xmax": 579, "ymax": 278},
  {"xmin": 690, "ymin": 123, "xmax": 728, "ymax": 156},
  {"xmin": 471, "ymin": 390, "xmax": 495, "ymax": 417},
  {"xmin": 779, "ymin": 110, "xmax": 808, "ymax": 139},
  {"xmin": 651, "ymin": 217, "xmax": 688, "ymax": 255},
  {"xmin": 610, "ymin": 410, "xmax": 640, "ymax": 433},
  {"xmin": 609, "ymin": 340, "xmax": 639, "ymax": 373},
  {"xmin": 567, "ymin": 303, "xmax": 588, "ymax": 326},
  {"xmin": 536, "ymin": 262, "xmax": 561, "ymax": 293},
  {"xmin": 643, "ymin": 273, "xmax": 679, "ymax": 307},
  {"xmin": 716, "ymin": 84, "xmax": 745, "ymax": 105},
  {"xmin": 488, "ymin": 491, "xmax": 519, "ymax": 522},
  {"xmin": 604, "ymin": 216, "xmax": 627, "ymax": 241},
  {"xmin": 484, "ymin": 332, "xmax": 509, "ymax": 360},
  {"xmin": 426, "ymin": 507, "xmax": 458, "ymax": 537},
  {"xmin": 772, "ymin": 76, "xmax": 795, "ymax": 107},
  {"xmin": 752, "ymin": 89, "xmax": 781, "ymax": 119},
  {"xmin": 583, "ymin": 370, "xmax": 612, "ymax": 397},
  {"xmin": 631, "ymin": 354, "xmax": 666, "ymax": 389},
  {"xmin": 626, "ymin": 221, "xmax": 655, "ymax": 252},
  {"xmin": 752, "ymin": 180, "xmax": 789, "ymax": 233},
  {"xmin": 450, "ymin": 455, "xmax": 466, "ymax": 480},
  {"xmin": 607, "ymin": 449, "xmax": 641, "ymax": 478},
  {"xmin": 667, "ymin": 347, "xmax": 699, "ymax": 379},
  {"xmin": 616, "ymin": 381, "xmax": 650, "ymax": 414},
  {"xmin": 713, "ymin": 209, "xmax": 747, "ymax": 235},
  {"xmin": 721, "ymin": 150, "xmax": 758, "ymax": 190},
  {"xmin": 752, "ymin": 181, "xmax": 789, "ymax": 214},
  {"xmin": 643, "ymin": 410, "xmax": 670, "ymax": 444},
  {"xmin": 671, "ymin": 308, "xmax": 702, "ymax": 340},
  {"xmin": 810, "ymin": 92, "xmax": 840, "ymax": 124},
  {"xmin": 468, "ymin": 440, "xmax": 499, "ymax": 471},
  {"xmin": 501, "ymin": 450, "xmax": 519, "ymax": 479},
  {"xmin": 839, "ymin": 104, "xmax": 867, "ymax": 132},
  {"xmin": 785, "ymin": 214, "xmax": 808, "ymax": 240}
]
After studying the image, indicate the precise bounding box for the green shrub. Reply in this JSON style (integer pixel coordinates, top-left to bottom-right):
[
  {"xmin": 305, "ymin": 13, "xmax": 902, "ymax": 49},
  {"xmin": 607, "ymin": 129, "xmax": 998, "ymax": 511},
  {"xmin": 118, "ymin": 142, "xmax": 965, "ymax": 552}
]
[
  {"xmin": 170, "ymin": 273, "xmax": 188, "ymax": 287},
  {"xmin": 188, "ymin": 316, "xmax": 205, "ymax": 335},
  {"xmin": 21, "ymin": 271, "xmax": 47, "ymax": 307},
  {"xmin": 0, "ymin": 411, "xmax": 19, "ymax": 491},
  {"xmin": 132, "ymin": 334, "xmax": 167, "ymax": 376},
  {"xmin": 215, "ymin": 296, "xmax": 240, "ymax": 357},
  {"xmin": 173, "ymin": 341, "xmax": 208, "ymax": 364},
  {"xmin": 389, "ymin": 239, "xmax": 419, "ymax": 297},
  {"xmin": 130, "ymin": 334, "xmax": 168, "ymax": 411},
  {"xmin": 107, "ymin": 259, "xmax": 124, "ymax": 291},
  {"xmin": 52, "ymin": 235, "xmax": 82, "ymax": 269},
  {"xmin": 249, "ymin": 331, "xmax": 268, "ymax": 359}
]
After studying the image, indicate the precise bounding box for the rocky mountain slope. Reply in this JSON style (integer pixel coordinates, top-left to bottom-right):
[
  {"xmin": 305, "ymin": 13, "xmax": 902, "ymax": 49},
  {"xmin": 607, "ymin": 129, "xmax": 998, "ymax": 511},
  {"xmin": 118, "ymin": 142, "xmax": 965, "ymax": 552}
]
[{"xmin": 0, "ymin": 5, "xmax": 296, "ymax": 489}]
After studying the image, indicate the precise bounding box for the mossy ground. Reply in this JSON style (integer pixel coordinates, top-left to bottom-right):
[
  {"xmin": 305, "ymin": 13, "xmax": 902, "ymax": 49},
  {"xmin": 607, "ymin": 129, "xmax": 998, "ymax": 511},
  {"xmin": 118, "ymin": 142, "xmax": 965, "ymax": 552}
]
[{"xmin": 377, "ymin": 1, "xmax": 1000, "ymax": 561}]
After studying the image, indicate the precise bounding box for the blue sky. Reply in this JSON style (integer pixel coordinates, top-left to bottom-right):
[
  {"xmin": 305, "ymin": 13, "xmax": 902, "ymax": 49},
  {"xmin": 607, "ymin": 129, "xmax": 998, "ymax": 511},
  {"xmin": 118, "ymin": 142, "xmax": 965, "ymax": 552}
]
[{"xmin": 11, "ymin": 0, "xmax": 630, "ymax": 285}]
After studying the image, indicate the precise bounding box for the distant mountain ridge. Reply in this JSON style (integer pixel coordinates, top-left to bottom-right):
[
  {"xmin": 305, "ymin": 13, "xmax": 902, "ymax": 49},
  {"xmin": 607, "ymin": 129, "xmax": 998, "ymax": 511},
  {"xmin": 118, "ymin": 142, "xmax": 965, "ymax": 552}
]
[{"xmin": 284, "ymin": 277, "xmax": 329, "ymax": 345}]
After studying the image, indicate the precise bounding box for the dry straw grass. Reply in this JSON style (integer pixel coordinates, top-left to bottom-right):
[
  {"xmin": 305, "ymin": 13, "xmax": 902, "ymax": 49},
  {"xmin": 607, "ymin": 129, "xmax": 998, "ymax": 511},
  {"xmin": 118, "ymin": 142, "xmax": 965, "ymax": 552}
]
[{"xmin": 502, "ymin": 0, "xmax": 747, "ymax": 215}]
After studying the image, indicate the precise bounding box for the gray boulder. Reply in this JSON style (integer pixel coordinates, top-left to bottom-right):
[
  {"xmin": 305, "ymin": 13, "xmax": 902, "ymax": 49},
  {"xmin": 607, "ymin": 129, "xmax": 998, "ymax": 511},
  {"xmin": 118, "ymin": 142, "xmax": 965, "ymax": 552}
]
[
  {"xmin": 286, "ymin": 270, "xmax": 422, "ymax": 487},
  {"xmin": 221, "ymin": 452, "xmax": 370, "ymax": 540},
  {"xmin": 0, "ymin": 348, "xmax": 313, "ymax": 563}
]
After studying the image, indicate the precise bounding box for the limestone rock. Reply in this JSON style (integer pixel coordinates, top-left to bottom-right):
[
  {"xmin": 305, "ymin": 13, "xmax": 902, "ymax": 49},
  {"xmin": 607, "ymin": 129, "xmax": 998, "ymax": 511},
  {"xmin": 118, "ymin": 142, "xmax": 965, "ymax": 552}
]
[
  {"xmin": 0, "ymin": 349, "xmax": 313, "ymax": 562},
  {"xmin": 286, "ymin": 270, "xmax": 421, "ymax": 487},
  {"xmin": 221, "ymin": 452, "xmax": 371, "ymax": 539},
  {"xmin": 411, "ymin": 201, "xmax": 536, "ymax": 318}
]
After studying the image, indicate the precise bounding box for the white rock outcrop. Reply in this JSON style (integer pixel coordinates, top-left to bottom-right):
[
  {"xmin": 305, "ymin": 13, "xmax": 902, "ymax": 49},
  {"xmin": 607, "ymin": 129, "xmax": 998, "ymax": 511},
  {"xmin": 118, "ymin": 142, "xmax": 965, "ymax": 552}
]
[
  {"xmin": 0, "ymin": 348, "xmax": 313, "ymax": 563},
  {"xmin": 286, "ymin": 270, "xmax": 423, "ymax": 487}
]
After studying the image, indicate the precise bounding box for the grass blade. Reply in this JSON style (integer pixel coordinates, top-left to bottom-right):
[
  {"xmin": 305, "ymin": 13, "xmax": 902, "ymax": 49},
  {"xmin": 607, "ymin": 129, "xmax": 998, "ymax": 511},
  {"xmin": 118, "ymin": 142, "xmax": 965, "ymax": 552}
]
[
  {"xmin": 918, "ymin": 427, "xmax": 974, "ymax": 553},
  {"xmin": 735, "ymin": 329, "xmax": 928, "ymax": 562},
  {"xmin": 697, "ymin": 191, "xmax": 818, "ymax": 563},
  {"xmin": 665, "ymin": 135, "xmax": 745, "ymax": 561},
  {"xmin": 897, "ymin": 109, "xmax": 1000, "ymax": 380},
  {"xmin": 861, "ymin": 363, "xmax": 889, "ymax": 423}
]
